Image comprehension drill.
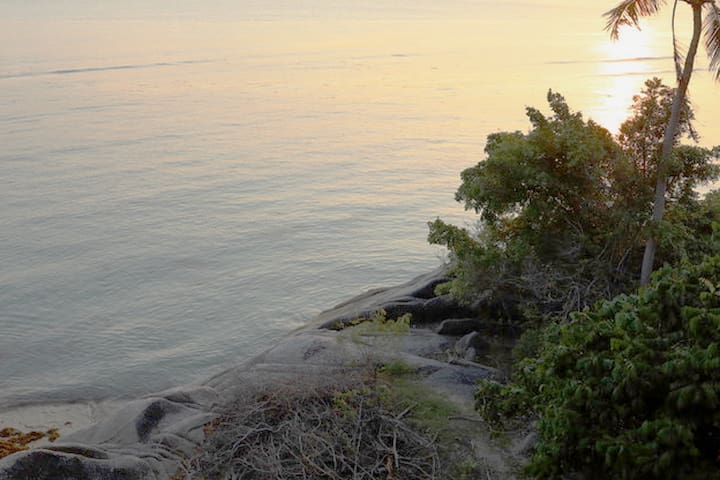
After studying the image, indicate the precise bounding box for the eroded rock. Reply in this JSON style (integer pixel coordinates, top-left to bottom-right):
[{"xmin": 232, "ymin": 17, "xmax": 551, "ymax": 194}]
[
  {"xmin": 0, "ymin": 268, "xmax": 499, "ymax": 480},
  {"xmin": 0, "ymin": 449, "xmax": 153, "ymax": 480},
  {"xmin": 313, "ymin": 266, "xmax": 474, "ymax": 329},
  {"xmin": 437, "ymin": 318, "xmax": 483, "ymax": 335},
  {"xmin": 455, "ymin": 332, "xmax": 490, "ymax": 361},
  {"xmin": 0, "ymin": 387, "xmax": 219, "ymax": 480}
]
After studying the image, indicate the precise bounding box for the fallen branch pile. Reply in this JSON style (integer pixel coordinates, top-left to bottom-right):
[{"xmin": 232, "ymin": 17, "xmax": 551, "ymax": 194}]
[{"xmin": 187, "ymin": 374, "xmax": 439, "ymax": 479}]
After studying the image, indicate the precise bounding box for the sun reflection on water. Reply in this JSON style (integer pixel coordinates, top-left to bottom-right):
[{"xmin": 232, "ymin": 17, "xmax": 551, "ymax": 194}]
[{"xmin": 591, "ymin": 25, "xmax": 660, "ymax": 133}]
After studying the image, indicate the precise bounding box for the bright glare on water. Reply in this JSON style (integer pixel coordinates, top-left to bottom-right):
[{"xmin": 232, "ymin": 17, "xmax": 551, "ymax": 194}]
[{"xmin": 1, "ymin": 1, "xmax": 718, "ymax": 407}]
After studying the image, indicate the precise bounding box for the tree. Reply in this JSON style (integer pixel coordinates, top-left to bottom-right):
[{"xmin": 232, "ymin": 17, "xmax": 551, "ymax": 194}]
[
  {"xmin": 430, "ymin": 92, "xmax": 638, "ymax": 321},
  {"xmin": 605, "ymin": 0, "xmax": 720, "ymax": 286},
  {"xmin": 617, "ymin": 78, "xmax": 697, "ymax": 178},
  {"xmin": 617, "ymin": 77, "xmax": 718, "ymax": 207},
  {"xmin": 429, "ymin": 86, "xmax": 718, "ymax": 324}
]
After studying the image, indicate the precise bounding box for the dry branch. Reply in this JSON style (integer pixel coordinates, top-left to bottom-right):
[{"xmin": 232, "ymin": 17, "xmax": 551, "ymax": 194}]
[{"xmin": 186, "ymin": 372, "xmax": 440, "ymax": 480}]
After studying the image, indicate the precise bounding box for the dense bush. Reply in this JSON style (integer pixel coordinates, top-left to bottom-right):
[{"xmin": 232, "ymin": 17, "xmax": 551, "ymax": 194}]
[
  {"xmin": 477, "ymin": 253, "xmax": 720, "ymax": 478},
  {"xmin": 430, "ymin": 79, "xmax": 719, "ymax": 323},
  {"xmin": 431, "ymin": 78, "xmax": 720, "ymax": 477}
]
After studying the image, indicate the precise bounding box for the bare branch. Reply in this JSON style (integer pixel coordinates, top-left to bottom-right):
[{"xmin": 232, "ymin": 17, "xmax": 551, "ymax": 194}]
[{"xmin": 186, "ymin": 373, "xmax": 441, "ymax": 480}]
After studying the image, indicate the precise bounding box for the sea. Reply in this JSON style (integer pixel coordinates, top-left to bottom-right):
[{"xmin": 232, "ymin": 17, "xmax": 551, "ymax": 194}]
[{"xmin": 2, "ymin": 0, "xmax": 718, "ymax": 408}]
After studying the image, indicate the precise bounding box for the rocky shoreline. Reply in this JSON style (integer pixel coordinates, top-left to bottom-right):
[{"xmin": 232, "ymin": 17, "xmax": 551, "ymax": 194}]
[{"xmin": 0, "ymin": 267, "xmax": 526, "ymax": 479}]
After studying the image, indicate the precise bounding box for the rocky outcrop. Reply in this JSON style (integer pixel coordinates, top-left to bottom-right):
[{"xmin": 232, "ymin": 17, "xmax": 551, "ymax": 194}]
[
  {"xmin": 454, "ymin": 331, "xmax": 491, "ymax": 361},
  {"xmin": 436, "ymin": 318, "xmax": 484, "ymax": 335},
  {"xmin": 0, "ymin": 267, "xmax": 500, "ymax": 480},
  {"xmin": 313, "ymin": 266, "xmax": 474, "ymax": 329},
  {"xmin": 437, "ymin": 318, "xmax": 522, "ymax": 338},
  {"xmin": 0, "ymin": 386, "xmax": 219, "ymax": 480}
]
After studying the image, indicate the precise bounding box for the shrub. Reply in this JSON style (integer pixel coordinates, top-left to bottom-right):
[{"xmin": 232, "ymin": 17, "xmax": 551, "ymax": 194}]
[
  {"xmin": 477, "ymin": 254, "xmax": 720, "ymax": 479},
  {"xmin": 430, "ymin": 80, "xmax": 719, "ymax": 324}
]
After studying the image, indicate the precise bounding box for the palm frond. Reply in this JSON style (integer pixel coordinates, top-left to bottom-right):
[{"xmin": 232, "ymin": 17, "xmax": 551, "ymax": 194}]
[
  {"xmin": 672, "ymin": 0, "xmax": 684, "ymax": 81},
  {"xmin": 604, "ymin": 0, "xmax": 665, "ymax": 40},
  {"xmin": 704, "ymin": 2, "xmax": 720, "ymax": 81},
  {"xmin": 674, "ymin": 38, "xmax": 687, "ymax": 81}
]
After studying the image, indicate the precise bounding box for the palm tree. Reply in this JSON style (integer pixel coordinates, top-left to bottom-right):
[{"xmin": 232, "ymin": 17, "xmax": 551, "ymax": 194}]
[{"xmin": 605, "ymin": 0, "xmax": 720, "ymax": 286}]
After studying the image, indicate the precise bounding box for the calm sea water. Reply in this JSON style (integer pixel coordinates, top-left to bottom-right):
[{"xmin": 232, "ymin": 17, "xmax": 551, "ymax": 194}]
[{"xmin": 1, "ymin": 1, "xmax": 718, "ymax": 408}]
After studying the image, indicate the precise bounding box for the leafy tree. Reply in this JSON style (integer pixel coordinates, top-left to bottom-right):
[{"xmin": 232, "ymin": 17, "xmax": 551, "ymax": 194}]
[
  {"xmin": 431, "ymin": 91, "xmax": 631, "ymax": 320},
  {"xmin": 429, "ymin": 85, "xmax": 718, "ymax": 323},
  {"xmin": 604, "ymin": 0, "xmax": 720, "ymax": 285},
  {"xmin": 616, "ymin": 78, "xmax": 718, "ymax": 257},
  {"xmin": 617, "ymin": 77, "xmax": 697, "ymax": 179}
]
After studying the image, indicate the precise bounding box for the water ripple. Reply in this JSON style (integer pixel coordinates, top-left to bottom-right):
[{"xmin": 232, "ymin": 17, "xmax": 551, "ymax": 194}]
[{"xmin": 0, "ymin": 59, "xmax": 214, "ymax": 80}]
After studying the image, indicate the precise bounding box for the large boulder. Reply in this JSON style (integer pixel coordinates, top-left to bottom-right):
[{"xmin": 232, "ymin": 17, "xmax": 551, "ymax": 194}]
[
  {"xmin": 437, "ymin": 318, "xmax": 522, "ymax": 338},
  {"xmin": 313, "ymin": 266, "xmax": 474, "ymax": 329},
  {"xmin": 436, "ymin": 318, "xmax": 483, "ymax": 335},
  {"xmin": 454, "ymin": 331, "xmax": 490, "ymax": 361},
  {"xmin": 0, "ymin": 386, "xmax": 219, "ymax": 480},
  {"xmin": 0, "ymin": 448, "xmax": 152, "ymax": 480}
]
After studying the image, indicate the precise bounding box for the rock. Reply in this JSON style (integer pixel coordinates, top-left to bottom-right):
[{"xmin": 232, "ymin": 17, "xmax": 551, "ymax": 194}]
[
  {"xmin": 0, "ymin": 449, "xmax": 153, "ymax": 480},
  {"xmin": 313, "ymin": 267, "xmax": 474, "ymax": 329},
  {"xmin": 455, "ymin": 332, "xmax": 490, "ymax": 361},
  {"xmin": 462, "ymin": 348, "xmax": 476, "ymax": 361},
  {"xmin": 512, "ymin": 430, "xmax": 538, "ymax": 456},
  {"xmin": 438, "ymin": 318, "xmax": 523, "ymax": 338},
  {"xmin": 407, "ymin": 273, "xmax": 451, "ymax": 299},
  {"xmin": 437, "ymin": 318, "xmax": 483, "ymax": 335},
  {"xmin": 394, "ymin": 329, "xmax": 452, "ymax": 358},
  {"xmin": 0, "ymin": 268, "xmax": 496, "ymax": 479},
  {"xmin": 420, "ymin": 361, "xmax": 495, "ymax": 404},
  {"xmin": 0, "ymin": 386, "xmax": 220, "ymax": 480},
  {"xmin": 455, "ymin": 332, "xmax": 489, "ymax": 353}
]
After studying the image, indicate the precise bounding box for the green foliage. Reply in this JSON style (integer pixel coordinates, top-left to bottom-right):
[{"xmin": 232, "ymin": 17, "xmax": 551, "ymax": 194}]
[
  {"xmin": 379, "ymin": 358, "xmax": 416, "ymax": 377},
  {"xmin": 387, "ymin": 378, "xmax": 460, "ymax": 437},
  {"xmin": 430, "ymin": 81, "xmax": 719, "ymax": 323},
  {"xmin": 476, "ymin": 255, "xmax": 720, "ymax": 478},
  {"xmin": 349, "ymin": 309, "xmax": 411, "ymax": 334},
  {"xmin": 340, "ymin": 309, "xmax": 411, "ymax": 346},
  {"xmin": 618, "ymin": 77, "xmax": 698, "ymax": 181},
  {"xmin": 475, "ymin": 379, "xmax": 533, "ymax": 429},
  {"xmin": 616, "ymin": 79, "xmax": 717, "ymax": 220},
  {"xmin": 456, "ymin": 91, "xmax": 619, "ymax": 233},
  {"xmin": 510, "ymin": 325, "xmax": 548, "ymax": 368},
  {"xmin": 439, "ymin": 79, "xmax": 720, "ymax": 477}
]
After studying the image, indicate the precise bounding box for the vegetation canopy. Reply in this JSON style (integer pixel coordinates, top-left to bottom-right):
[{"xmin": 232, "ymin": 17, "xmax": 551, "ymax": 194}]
[
  {"xmin": 477, "ymin": 253, "xmax": 720, "ymax": 478},
  {"xmin": 605, "ymin": 0, "xmax": 720, "ymax": 285},
  {"xmin": 429, "ymin": 80, "xmax": 719, "ymax": 324},
  {"xmin": 436, "ymin": 81, "xmax": 720, "ymax": 478}
]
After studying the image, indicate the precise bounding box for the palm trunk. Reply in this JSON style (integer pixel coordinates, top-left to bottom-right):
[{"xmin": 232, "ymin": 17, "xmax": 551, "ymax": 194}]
[{"xmin": 639, "ymin": 2, "xmax": 704, "ymax": 286}]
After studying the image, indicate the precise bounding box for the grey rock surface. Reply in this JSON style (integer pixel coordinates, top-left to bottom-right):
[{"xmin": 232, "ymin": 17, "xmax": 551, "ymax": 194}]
[
  {"xmin": 312, "ymin": 266, "xmax": 474, "ymax": 329},
  {"xmin": 0, "ymin": 449, "xmax": 154, "ymax": 480},
  {"xmin": 0, "ymin": 267, "xmax": 498, "ymax": 479},
  {"xmin": 436, "ymin": 318, "xmax": 483, "ymax": 335},
  {"xmin": 0, "ymin": 386, "xmax": 219, "ymax": 480},
  {"xmin": 512, "ymin": 431, "xmax": 538, "ymax": 457},
  {"xmin": 455, "ymin": 331, "xmax": 491, "ymax": 361}
]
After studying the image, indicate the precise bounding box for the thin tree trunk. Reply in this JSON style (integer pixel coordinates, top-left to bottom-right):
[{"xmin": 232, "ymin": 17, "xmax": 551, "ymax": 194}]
[{"xmin": 639, "ymin": 2, "xmax": 704, "ymax": 286}]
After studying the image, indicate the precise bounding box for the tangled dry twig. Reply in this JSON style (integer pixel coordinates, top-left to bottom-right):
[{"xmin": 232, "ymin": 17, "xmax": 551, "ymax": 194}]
[{"xmin": 186, "ymin": 373, "xmax": 440, "ymax": 480}]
